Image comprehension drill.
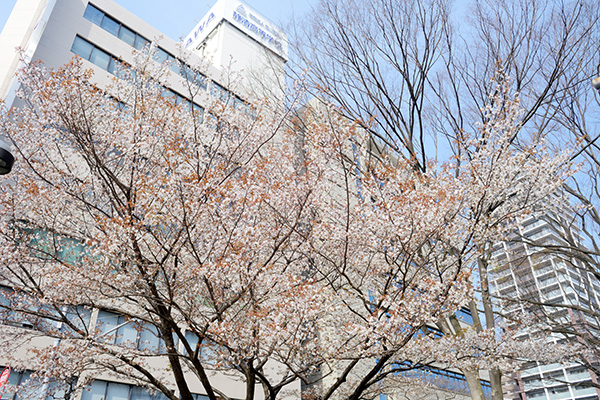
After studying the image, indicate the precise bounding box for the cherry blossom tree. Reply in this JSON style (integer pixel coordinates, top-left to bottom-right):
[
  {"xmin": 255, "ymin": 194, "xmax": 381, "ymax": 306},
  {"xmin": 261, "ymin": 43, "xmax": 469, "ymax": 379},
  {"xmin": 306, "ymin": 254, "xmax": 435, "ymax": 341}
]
[
  {"xmin": 294, "ymin": 0, "xmax": 600, "ymax": 398},
  {"xmin": 0, "ymin": 50, "xmax": 576, "ymax": 400}
]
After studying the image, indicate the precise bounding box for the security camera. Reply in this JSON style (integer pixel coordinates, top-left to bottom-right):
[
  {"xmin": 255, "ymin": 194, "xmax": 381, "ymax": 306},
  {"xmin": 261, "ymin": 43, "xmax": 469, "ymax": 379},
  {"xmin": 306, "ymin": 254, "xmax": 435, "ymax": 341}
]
[
  {"xmin": 592, "ymin": 76, "xmax": 600, "ymax": 91},
  {"xmin": 0, "ymin": 137, "xmax": 15, "ymax": 175}
]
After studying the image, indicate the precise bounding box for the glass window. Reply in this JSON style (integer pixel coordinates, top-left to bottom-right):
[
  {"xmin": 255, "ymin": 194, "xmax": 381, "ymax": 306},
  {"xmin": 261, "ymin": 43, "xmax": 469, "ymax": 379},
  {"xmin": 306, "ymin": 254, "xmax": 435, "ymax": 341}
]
[
  {"xmin": 184, "ymin": 330, "xmax": 199, "ymax": 352},
  {"xmin": 96, "ymin": 310, "xmax": 119, "ymax": 343},
  {"xmin": 170, "ymin": 62, "xmax": 181, "ymax": 75},
  {"xmin": 133, "ymin": 35, "xmax": 148, "ymax": 51},
  {"xmin": 81, "ymin": 380, "xmax": 107, "ymax": 400},
  {"xmin": 45, "ymin": 380, "xmax": 71, "ymax": 400},
  {"xmin": 100, "ymin": 15, "xmax": 120, "ymax": 36},
  {"xmin": 106, "ymin": 382, "xmax": 129, "ymax": 400},
  {"xmin": 60, "ymin": 306, "xmax": 91, "ymax": 333},
  {"xmin": 0, "ymin": 286, "xmax": 18, "ymax": 325},
  {"xmin": 176, "ymin": 96, "xmax": 190, "ymax": 110},
  {"xmin": 192, "ymin": 104, "xmax": 204, "ymax": 123},
  {"xmin": 71, "ymin": 36, "xmax": 94, "ymax": 60},
  {"xmin": 153, "ymin": 48, "xmax": 169, "ymax": 64},
  {"xmin": 161, "ymin": 89, "xmax": 177, "ymax": 101},
  {"xmin": 118, "ymin": 25, "xmax": 136, "ymax": 46},
  {"xmin": 138, "ymin": 324, "xmax": 160, "ymax": 352},
  {"xmin": 210, "ymin": 82, "xmax": 229, "ymax": 102},
  {"xmin": 90, "ymin": 48, "xmax": 111, "ymax": 70},
  {"xmin": 201, "ymin": 340, "xmax": 219, "ymax": 364},
  {"xmin": 83, "ymin": 4, "xmax": 103, "ymax": 25},
  {"xmin": 108, "ymin": 58, "xmax": 121, "ymax": 76},
  {"xmin": 83, "ymin": 380, "xmax": 172, "ymax": 400},
  {"xmin": 130, "ymin": 386, "xmax": 153, "ymax": 400},
  {"xmin": 115, "ymin": 317, "xmax": 138, "ymax": 346}
]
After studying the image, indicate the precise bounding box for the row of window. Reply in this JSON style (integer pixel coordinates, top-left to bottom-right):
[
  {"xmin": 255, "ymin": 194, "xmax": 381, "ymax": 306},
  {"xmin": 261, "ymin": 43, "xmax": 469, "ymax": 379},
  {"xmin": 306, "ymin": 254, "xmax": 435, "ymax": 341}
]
[
  {"xmin": 84, "ymin": 4, "xmax": 206, "ymax": 91},
  {"xmin": 81, "ymin": 379, "xmax": 210, "ymax": 400},
  {"xmin": 396, "ymin": 361, "xmax": 491, "ymax": 398},
  {"xmin": 96, "ymin": 310, "xmax": 221, "ymax": 362},
  {"xmin": 81, "ymin": 3, "xmax": 251, "ymax": 116},
  {"xmin": 0, "ymin": 368, "xmax": 68, "ymax": 400},
  {"xmin": 70, "ymin": 36, "xmax": 205, "ymax": 122},
  {"xmin": 0, "ymin": 286, "xmax": 91, "ymax": 334},
  {"xmin": 0, "ymin": 291, "xmax": 220, "ymax": 364},
  {"xmin": 83, "ymin": 4, "xmax": 148, "ymax": 51},
  {"xmin": 152, "ymin": 47, "xmax": 207, "ymax": 90},
  {"xmin": 70, "ymin": 34, "xmax": 260, "ymax": 129},
  {"xmin": 0, "ymin": 370, "xmax": 210, "ymax": 400},
  {"xmin": 71, "ymin": 35, "xmax": 123, "ymax": 75}
]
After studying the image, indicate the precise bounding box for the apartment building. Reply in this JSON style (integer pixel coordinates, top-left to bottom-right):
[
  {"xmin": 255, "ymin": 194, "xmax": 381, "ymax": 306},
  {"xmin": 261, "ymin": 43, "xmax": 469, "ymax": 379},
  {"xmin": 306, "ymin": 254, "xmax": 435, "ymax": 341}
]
[{"xmin": 489, "ymin": 215, "xmax": 600, "ymax": 400}]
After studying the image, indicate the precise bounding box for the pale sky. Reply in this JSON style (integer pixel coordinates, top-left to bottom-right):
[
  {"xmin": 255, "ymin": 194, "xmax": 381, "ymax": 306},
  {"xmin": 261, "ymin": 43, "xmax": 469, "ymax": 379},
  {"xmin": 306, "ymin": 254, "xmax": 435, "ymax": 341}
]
[{"xmin": 0, "ymin": 0, "xmax": 312, "ymax": 42}]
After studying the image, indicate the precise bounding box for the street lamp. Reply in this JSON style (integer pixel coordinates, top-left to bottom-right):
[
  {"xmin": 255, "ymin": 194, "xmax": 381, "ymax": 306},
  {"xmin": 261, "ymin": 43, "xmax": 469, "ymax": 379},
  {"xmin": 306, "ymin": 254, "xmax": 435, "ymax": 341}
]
[{"xmin": 0, "ymin": 137, "xmax": 14, "ymax": 175}]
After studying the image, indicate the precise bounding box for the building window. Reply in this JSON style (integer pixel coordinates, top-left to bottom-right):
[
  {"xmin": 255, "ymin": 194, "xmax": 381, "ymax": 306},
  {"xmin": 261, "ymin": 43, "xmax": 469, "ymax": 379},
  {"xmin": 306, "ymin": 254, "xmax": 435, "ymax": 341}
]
[
  {"xmin": 0, "ymin": 368, "xmax": 68, "ymax": 400},
  {"xmin": 210, "ymin": 82, "xmax": 230, "ymax": 103},
  {"xmin": 81, "ymin": 380, "xmax": 168, "ymax": 400},
  {"xmin": 456, "ymin": 307, "xmax": 474, "ymax": 325},
  {"xmin": 153, "ymin": 47, "xmax": 207, "ymax": 90},
  {"xmin": 71, "ymin": 36, "xmax": 122, "ymax": 76},
  {"xmin": 95, "ymin": 310, "xmax": 178, "ymax": 353},
  {"xmin": 83, "ymin": 3, "xmax": 149, "ymax": 50},
  {"xmin": 81, "ymin": 380, "xmax": 210, "ymax": 400},
  {"xmin": 1, "ymin": 286, "xmax": 91, "ymax": 334}
]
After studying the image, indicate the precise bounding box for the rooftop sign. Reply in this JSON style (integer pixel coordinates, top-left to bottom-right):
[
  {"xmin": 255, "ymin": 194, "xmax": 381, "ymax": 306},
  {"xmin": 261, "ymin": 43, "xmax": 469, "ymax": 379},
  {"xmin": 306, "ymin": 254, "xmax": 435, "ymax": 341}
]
[{"xmin": 183, "ymin": 0, "xmax": 288, "ymax": 61}]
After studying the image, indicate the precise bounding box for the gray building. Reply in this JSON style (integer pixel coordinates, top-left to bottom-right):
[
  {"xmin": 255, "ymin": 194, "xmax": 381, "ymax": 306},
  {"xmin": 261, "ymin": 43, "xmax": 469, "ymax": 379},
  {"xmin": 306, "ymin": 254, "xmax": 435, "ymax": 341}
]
[{"xmin": 489, "ymin": 214, "xmax": 600, "ymax": 400}]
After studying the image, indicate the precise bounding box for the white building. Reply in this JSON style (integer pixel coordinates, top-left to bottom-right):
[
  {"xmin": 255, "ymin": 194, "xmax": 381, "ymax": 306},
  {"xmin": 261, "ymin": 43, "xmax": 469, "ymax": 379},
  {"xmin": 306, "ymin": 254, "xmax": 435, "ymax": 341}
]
[
  {"xmin": 0, "ymin": 0, "xmax": 288, "ymax": 111},
  {"xmin": 489, "ymin": 215, "xmax": 600, "ymax": 400},
  {"xmin": 0, "ymin": 1, "xmax": 290, "ymax": 399}
]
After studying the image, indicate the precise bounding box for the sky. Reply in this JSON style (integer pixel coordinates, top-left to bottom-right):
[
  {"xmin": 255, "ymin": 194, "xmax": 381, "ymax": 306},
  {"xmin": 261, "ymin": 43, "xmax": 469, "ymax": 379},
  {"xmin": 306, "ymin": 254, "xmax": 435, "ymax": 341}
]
[{"xmin": 0, "ymin": 0, "xmax": 313, "ymax": 42}]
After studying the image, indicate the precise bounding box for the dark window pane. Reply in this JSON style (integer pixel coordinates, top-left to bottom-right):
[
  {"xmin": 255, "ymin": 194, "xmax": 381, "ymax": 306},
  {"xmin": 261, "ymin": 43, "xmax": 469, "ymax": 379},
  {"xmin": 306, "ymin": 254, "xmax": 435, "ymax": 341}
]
[
  {"xmin": 153, "ymin": 48, "xmax": 169, "ymax": 64},
  {"xmin": 71, "ymin": 36, "xmax": 93, "ymax": 60},
  {"xmin": 90, "ymin": 48, "xmax": 111, "ymax": 70},
  {"xmin": 194, "ymin": 72, "xmax": 207, "ymax": 90},
  {"xmin": 105, "ymin": 382, "xmax": 129, "ymax": 400},
  {"xmin": 133, "ymin": 35, "xmax": 148, "ymax": 50},
  {"xmin": 115, "ymin": 317, "xmax": 138, "ymax": 346},
  {"xmin": 130, "ymin": 386, "xmax": 152, "ymax": 400},
  {"xmin": 108, "ymin": 58, "xmax": 119, "ymax": 76},
  {"xmin": 100, "ymin": 15, "xmax": 119, "ymax": 36},
  {"xmin": 83, "ymin": 4, "xmax": 103, "ymax": 26},
  {"xmin": 60, "ymin": 306, "xmax": 91, "ymax": 333},
  {"xmin": 118, "ymin": 25, "xmax": 136, "ymax": 46},
  {"xmin": 170, "ymin": 61, "xmax": 180, "ymax": 75},
  {"xmin": 81, "ymin": 380, "xmax": 107, "ymax": 400},
  {"xmin": 211, "ymin": 82, "xmax": 229, "ymax": 102},
  {"xmin": 192, "ymin": 104, "xmax": 204, "ymax": 123},
  {"xmin": 96, "ymin": 310, "xmax": 119, "ymax": 344}
]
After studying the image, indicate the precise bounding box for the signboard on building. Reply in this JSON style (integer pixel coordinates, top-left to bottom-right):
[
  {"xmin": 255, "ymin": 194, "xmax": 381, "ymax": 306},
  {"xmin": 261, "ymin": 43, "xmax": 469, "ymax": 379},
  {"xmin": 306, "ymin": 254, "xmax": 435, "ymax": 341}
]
[
  {"xmin": 0, "ymin": 366, "xmax": 11, "ymax": 399},
  {"xmin": 183, "ymin": 0, "xmax": 288, "ymax": 61}
]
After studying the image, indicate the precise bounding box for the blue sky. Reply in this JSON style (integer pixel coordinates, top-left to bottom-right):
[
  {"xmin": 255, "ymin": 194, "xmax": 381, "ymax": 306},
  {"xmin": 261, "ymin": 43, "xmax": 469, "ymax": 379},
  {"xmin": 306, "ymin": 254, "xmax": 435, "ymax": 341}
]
[{"xmin": 0, "ymin": 0, "xmax": 311, "ymax": 42}]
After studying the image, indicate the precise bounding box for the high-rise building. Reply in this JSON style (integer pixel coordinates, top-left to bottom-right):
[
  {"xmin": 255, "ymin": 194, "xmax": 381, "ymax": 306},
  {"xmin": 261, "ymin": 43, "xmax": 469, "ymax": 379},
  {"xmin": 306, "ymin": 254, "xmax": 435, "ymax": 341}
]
[{"xmin": 489, "ymin": 215, "xmax": 600, "ymax": 400}]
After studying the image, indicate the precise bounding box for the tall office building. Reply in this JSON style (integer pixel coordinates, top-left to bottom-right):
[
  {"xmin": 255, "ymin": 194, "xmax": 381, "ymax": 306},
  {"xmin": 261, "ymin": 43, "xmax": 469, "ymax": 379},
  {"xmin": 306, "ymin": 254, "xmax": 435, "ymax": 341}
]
[
  {"xmin": 489, "ymin": 215, "xmax": 600, "ymax": 400},
  {"xmin": 0, "ymin": 1, "xmax": 291, "ymax": 399}
]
